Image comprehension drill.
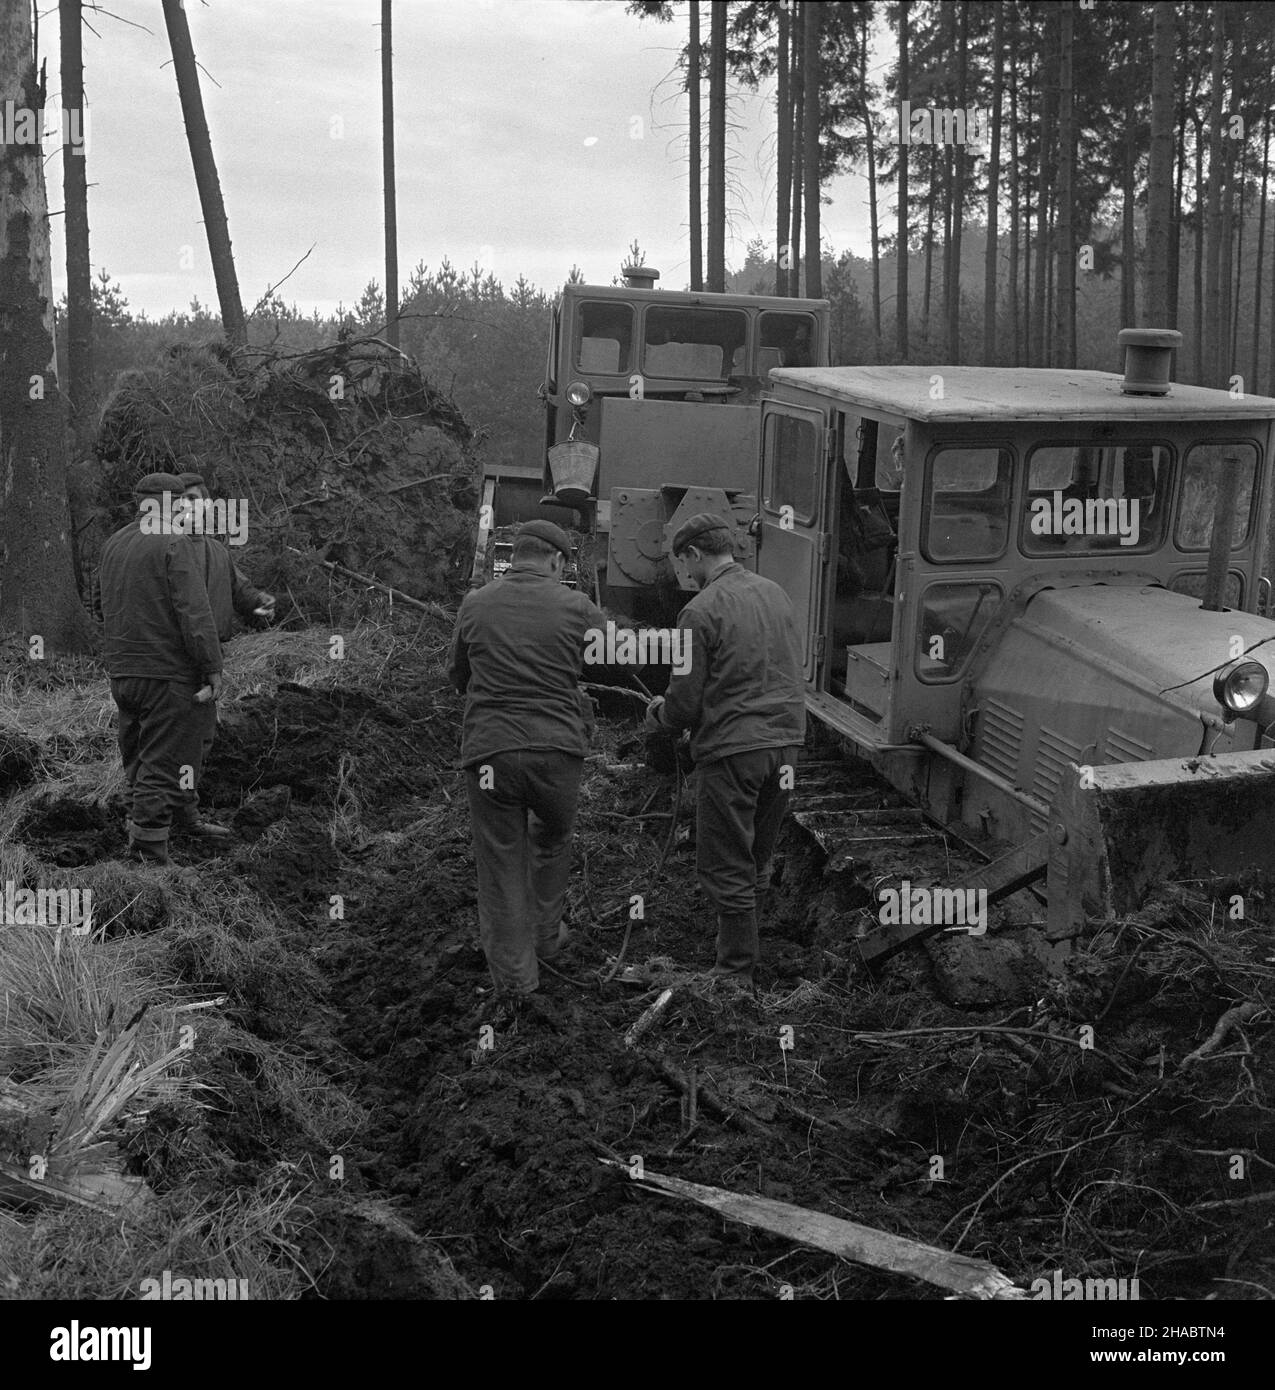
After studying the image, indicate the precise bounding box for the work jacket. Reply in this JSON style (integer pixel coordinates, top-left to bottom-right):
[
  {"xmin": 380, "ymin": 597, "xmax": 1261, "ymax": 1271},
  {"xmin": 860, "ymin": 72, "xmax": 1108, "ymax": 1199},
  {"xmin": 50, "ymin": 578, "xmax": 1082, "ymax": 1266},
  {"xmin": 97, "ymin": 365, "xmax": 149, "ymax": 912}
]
[
  {"xmin": 187, "ymin": 534, "xmax": 269, "ymax": 641},
  {"xmin": 447, "ymin": 566, "xmax": 607, "ymax": 767},
  {"xmin": 97, "ymin": 518, "xmax": 222, "ymax": 684},
  {"xmin": 661, "ymin": 562, "xmax": 806, "ymax": 765}
]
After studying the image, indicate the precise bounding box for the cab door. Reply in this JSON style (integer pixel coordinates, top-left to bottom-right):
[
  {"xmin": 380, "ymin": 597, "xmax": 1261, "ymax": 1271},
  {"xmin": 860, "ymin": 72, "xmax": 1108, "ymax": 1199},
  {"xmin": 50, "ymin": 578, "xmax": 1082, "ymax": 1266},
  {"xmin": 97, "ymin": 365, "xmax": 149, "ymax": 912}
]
[{"xmin": 755, "ymin": 402, "xmax": 827, "ymax": 680}]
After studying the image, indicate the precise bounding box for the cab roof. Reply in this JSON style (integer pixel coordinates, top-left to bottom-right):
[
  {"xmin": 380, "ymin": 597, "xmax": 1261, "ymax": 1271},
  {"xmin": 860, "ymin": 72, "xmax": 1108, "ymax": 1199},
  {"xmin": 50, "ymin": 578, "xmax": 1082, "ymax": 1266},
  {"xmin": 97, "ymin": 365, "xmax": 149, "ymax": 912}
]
[
  {"xmin": 769, "ymin": 365, "xmax": 1275, "ymax": 423},
  {"xmin": 565, "ymin": 283, "xmax": 829, "ymax": 314}
]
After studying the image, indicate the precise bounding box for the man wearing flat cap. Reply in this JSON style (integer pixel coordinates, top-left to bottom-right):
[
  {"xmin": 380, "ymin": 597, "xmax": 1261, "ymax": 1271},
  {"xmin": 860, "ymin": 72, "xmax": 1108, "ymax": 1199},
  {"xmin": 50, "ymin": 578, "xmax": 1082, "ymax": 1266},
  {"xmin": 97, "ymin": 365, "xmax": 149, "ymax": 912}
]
[
  {"xmin": 448, "ymin": 518, "xmax": 607, "ymax": 1019},
  {"xmin": 175, "ymin": 471, "xmax": 275, "ymax": 840},
  {"xmin": 96, "ymin": 472, "xmax": 224, "ymax": 864},
  {"xmin": 177, "ymin": 472, "xmax": 275, "ymax": 640},
  {"xmin": 646, "ymin": 512, "xmax": 805, "ymax": 986}
]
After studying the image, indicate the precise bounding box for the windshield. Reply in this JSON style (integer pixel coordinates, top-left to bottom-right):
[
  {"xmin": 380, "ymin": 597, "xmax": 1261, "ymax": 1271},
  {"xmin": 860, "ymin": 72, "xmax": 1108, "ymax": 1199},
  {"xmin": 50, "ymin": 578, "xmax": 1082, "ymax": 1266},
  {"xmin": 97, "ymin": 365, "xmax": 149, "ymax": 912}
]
[{"xmin": 643, "ymin": 306, "xmax": 748, "ymax": 380}]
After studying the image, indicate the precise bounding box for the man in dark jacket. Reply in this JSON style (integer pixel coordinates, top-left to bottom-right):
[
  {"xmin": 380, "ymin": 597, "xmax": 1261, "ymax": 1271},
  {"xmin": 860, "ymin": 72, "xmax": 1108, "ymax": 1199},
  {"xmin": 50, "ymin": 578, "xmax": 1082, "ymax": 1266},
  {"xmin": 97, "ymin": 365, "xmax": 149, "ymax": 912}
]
[
  {"xmin": 177, "ymin": 472, "xmax": 275, "ymax": 639},
  {"xmin": 645, "ymin": 513, "xmax": 806, "ymax": 984},
  {"xmin": 97, "ymin": 472, "xmax": 225, "ymax": 864},
  {"xmin": 448, "ymin": 519, "xmax": 606, "ymax": 1013}
]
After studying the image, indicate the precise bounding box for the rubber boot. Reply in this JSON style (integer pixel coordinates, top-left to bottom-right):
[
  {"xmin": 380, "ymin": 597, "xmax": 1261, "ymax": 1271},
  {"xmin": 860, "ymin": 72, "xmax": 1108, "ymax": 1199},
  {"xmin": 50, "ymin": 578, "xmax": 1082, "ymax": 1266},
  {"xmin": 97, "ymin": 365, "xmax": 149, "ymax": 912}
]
[
  {"xmin": 535, "ymin": 920, "xmax": 570, "ymax": 961},
  {"xmin": 712, "ymin": 908, "xmax": 758, "ymax": 982},
  {"xmin": 172, "ymin": 818, "xmax": 233, "ymax": 841},
  {"xmin": 126, "ymin": 820, "xmax": 170, "ymax": 866}
]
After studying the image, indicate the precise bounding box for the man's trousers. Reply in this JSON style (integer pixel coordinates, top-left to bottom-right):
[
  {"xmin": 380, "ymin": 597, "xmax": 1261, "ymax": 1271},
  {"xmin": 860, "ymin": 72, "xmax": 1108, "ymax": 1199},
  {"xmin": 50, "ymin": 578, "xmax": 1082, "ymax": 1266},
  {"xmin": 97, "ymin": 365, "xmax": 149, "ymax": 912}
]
[
  {"xmin": 464, "ymin": 749, "xmax": 584, "ymax": 995},
  {"xmin": 695, "ymin": 744, "xmax": 798, "ymax": 976},
  {"xmin": 111, "ymin": 677, "xmax": 218, "ymax": 844}
]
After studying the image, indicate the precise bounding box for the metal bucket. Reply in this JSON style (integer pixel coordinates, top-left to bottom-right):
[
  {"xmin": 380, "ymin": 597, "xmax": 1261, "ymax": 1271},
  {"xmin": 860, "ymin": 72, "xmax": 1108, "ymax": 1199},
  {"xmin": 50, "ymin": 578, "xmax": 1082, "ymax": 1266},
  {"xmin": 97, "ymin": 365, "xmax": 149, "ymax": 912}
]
[{"xmin": 547, "ymin": 440, "xmax": 599, "ymax": 506}]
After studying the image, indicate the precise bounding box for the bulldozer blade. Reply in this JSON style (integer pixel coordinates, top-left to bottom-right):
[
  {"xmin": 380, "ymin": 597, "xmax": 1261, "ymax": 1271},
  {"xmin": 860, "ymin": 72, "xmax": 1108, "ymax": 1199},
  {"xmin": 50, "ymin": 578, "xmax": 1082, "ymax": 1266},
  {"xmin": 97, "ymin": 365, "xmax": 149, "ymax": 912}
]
[{"xmin": 1047, "ymin": 750, "xmax": 1275, "ymax": 941}]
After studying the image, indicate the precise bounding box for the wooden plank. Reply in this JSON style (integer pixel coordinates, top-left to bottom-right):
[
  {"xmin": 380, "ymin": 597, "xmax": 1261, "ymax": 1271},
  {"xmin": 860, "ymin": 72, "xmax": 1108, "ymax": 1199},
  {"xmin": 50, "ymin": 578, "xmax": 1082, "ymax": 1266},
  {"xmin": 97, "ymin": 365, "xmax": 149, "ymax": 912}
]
[
  {"xmin": 605, "ymin": 1161, "xmax": 1023, "ymax": 1299},
  {"xmin": 855, "ymin": 831, "xmax": 1050, "ymax": 966}
]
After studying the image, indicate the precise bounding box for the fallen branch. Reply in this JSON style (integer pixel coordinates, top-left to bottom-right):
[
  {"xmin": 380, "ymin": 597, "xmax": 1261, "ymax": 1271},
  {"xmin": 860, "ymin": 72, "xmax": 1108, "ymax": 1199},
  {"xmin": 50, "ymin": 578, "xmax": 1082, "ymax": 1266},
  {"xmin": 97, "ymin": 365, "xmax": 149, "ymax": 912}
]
[
  {"xmin": 287, "ymin": 547, "xmax": 437, "ymax": 613},
  {"xmin": 651, "ymin": 1056, "xmax": 770, "ymax": 1139},
  {"xmin": 625, "ymin": 988, "xmax": 675, "ymax": 1049},
  {"xmin": 600, "ymin": 1160, "xmax": 1023, "ymax": 1299},
  {"xmin": 385, "ymin": 472, "xmax": 460, "ymax": 495},
  {"xmin": 1179, "ymin": 1002, "xmax": 1263, "ymax": 1069}
]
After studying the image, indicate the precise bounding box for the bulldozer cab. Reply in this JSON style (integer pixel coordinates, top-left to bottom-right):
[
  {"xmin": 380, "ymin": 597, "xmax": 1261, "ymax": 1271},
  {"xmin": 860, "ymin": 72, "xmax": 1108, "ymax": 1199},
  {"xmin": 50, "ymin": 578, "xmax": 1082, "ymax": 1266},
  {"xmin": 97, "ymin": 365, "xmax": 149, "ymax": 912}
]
[
  {"xmin": 529, "ymin": 273, "xmax": 829, "ymax": 613},
  {"xmin": 757, "ymin": 362, "xmax": 1275, "ymax": 752},
  {"xmin": 756, "ymin": 345, "xmax": 1275, "ymax": 940}
]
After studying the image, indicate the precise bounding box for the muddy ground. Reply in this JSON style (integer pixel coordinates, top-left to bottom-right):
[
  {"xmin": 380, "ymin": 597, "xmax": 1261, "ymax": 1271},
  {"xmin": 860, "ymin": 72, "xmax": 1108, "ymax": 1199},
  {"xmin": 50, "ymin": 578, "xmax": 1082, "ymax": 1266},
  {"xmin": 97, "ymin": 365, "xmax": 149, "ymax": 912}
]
[{"xmin": 11, "ymin": 614, "xmax": 1275, "ymax": 1300}]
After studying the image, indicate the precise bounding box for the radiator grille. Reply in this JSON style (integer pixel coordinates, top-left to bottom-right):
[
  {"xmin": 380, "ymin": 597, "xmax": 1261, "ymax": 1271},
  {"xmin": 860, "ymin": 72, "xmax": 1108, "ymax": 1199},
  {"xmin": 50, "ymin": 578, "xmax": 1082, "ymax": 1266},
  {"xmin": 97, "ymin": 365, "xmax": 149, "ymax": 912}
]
[
  {"xmin": 1105, "ymin": 726, "xmax": 1153, "ymax": 764},
  {"xmin": 1032, "ymin": 727, "xmax": 1086, "ymax": 832},
  {"xmin": 979, "ymin": 698, "xmax": 1024, "ymax": 782}
]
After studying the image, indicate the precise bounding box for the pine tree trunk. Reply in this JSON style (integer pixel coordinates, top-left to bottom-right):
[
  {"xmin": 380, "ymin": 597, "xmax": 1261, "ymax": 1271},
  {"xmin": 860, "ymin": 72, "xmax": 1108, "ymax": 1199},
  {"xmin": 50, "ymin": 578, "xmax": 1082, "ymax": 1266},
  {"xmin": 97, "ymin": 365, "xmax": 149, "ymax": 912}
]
[
  {"xmin": 1252, "ymin": 104, "xmax": 1270, "ymax": 389},
  {"xmin": 0, "ymin": 1, "xmax": 93, "ymax": 651},
  {"xmin": 59, "ymin": 0, "xmax": 91, "ymax": 441},
  {"xmin": 706, "ymin": 0, "xmax": 726, "ymax": 292},
  {"xmin": 1228, "ymin": 135, "xmax": 1245, "ymax": 375},
  {"xmin": 983, "ymin": 3, "xmax": 1003, "ymax": 366},
  {"xmin": 922, "ymin": 149, "xmax": 935, "ymax": 348},
  {"xmin": 788, "ymin": 4, "xmax": 803, "ymax": 297},
  {"xmin": 161, "ymin": 0, "xmax": 245, "ymax": 346},
  {"xmin": 1031, "ymin": 20, "xmax": 1052, "ymax": 368},
  {"xmin": 946, "ymin": 2, "xmax": 967, "ymax": 362},
  {"xmin": 860, "ymin": 12, "xmax": 880, "ymax": 353},
  {"xmin": 1194, "ymin": 111, "xmax": 1206, "ymax": 381},
  {"xmin": 689, "ymin": 0, "xmax": 703, "ymax": 293},
  {"xmin": 1022, "ymin": 59, "xmax": 1033, "ymax": 365},
  {"xmin": 895, "ymin": 0, "xmax": 909, "ymax": 358},
  {"xmin": 1146, "ymin": 0, "xmax": 1175, "ymax": 324},
  {"xmin": 1171, "ymin": 76, "xmax": 1187, "ymax": 332},
  {"xmin": 381, "ymin": 0, "xmax": 398, "ymax": 347},
  {"xmin": 802, "ymin": 0, "xmax": 822, "ymax": 298},
  {"xmin": 1122, "ymin": 94, "xmax": 1136, "ymax": 328},
  {"xmin": 1055, "ymin": 2, "xmax": 1075, "ymax": 367},
  {"xmin": 1203, "ymin": 2, "xmax": 1225, "ymax": 385}
]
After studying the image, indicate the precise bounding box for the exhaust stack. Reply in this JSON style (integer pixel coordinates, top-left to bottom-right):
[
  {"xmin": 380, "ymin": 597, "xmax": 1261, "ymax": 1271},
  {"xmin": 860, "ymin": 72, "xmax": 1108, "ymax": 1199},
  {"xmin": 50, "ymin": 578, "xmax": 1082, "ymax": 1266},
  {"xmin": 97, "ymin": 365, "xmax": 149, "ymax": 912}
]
[
  {"xmin": 1116, "ymin": 327, "xmax": 1182, "ymax": 396},
  {"xmin": 623, "ymin": 265, "xmax": 660, "ymax": 290}
]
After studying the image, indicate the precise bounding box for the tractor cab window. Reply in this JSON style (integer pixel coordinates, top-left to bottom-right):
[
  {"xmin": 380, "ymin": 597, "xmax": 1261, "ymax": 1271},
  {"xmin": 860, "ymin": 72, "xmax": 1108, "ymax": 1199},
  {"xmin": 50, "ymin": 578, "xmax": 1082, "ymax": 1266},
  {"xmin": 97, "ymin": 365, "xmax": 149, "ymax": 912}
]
[
  {"xmin": 759, "ymin": 311, "xmax": 817, "ymax": 375},
  {"xmin": 1022, "ymin": 441, "xmax": 1170, "ymax": 554},
  {"xmin": 923, "ymin": 447, "xmax": 1012, "ymax": 562},
  {"xmin": 644, "ymin": 306, "xmax": 747, "ymax": 380},
  {"xmin": 576, "ymin": 302, "xmax": 634, "ymax": 374},
  {"xmin": 876, "ymin": 425, "xmax": 906, "ymax": 491},
  {"xmin": 1175, "ymin": 442, "xmax": 1258, "ymax": 550},
  {"xmin": 916, "ymin": 581, "xmax": 1004, "ymax": 681},
  {"xmin": 763, "ymin": 412, "xmax": 818, "ymax": 523}
]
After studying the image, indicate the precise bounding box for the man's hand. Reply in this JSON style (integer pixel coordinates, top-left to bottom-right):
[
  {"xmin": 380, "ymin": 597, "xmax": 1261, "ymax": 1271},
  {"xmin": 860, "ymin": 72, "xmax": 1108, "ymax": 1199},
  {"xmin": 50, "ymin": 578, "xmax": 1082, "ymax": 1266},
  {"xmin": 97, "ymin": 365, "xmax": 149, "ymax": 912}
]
[
  {"xmin": 253, "ymin": 592, "xmax": 276, "ymax": 621},
  {"xmin": 195, "ymin": 672, "xmax": 224, "ymax": 704},
  {"xmin": 643, "ymin": 695, "xmax": 667, "ymax": 733}
]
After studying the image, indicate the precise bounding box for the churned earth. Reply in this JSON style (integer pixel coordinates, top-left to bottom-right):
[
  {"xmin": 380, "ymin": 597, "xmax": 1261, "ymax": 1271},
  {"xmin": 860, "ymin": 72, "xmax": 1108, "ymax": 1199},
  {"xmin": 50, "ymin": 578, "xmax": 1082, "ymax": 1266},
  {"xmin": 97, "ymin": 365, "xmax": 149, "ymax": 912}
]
[{"xmin": 5, "ymin": 616, "xmax": 1273, "ymax": 1300}]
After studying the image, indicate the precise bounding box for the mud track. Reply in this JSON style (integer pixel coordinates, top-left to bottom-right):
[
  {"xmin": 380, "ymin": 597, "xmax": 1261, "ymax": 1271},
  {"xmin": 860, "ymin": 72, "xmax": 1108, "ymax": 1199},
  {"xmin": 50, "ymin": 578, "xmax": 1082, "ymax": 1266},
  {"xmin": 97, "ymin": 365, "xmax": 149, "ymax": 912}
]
[{"xmin": 21, "ymin": 627, "xmax": 1274, "ymax": 1300}]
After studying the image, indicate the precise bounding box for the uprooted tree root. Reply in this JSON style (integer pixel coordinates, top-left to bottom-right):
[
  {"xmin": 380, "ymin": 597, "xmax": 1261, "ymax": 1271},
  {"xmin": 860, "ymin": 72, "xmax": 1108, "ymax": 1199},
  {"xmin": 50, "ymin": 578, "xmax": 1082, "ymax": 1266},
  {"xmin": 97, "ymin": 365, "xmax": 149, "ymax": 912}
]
[{"xmin": 2, "ymin": 611, "xmax": 1273, "ymax": 1299}]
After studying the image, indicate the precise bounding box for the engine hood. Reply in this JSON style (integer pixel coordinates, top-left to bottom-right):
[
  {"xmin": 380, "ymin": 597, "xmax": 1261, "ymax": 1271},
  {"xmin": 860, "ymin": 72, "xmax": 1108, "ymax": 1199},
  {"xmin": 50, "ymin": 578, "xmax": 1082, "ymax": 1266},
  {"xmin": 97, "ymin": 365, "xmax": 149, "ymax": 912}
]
[{"xmin": 1011, "ymin": 585, "xmax": 1275, "ymax": 724}]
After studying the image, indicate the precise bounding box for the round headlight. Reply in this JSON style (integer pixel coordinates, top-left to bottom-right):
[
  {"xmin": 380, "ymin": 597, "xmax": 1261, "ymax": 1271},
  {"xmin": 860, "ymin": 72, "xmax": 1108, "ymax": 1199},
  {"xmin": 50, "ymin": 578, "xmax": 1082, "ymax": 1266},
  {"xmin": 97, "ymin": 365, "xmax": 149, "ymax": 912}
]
[
  {"xmin": 1213, "ymin": 659, "xmax": 1269, "ymax": 716},
  {"xmin": 566, "ymin": 381, "xmax": 592, "ymax": 407}
]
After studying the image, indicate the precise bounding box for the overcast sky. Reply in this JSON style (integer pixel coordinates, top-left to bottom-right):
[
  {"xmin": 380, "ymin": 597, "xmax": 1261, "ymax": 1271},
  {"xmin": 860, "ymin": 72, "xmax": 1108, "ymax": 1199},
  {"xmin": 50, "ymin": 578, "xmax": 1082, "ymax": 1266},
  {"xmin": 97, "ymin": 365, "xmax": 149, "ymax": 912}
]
[{"xmin": 41, "ymin": 0, "xmax": 878, "ymax": 319}]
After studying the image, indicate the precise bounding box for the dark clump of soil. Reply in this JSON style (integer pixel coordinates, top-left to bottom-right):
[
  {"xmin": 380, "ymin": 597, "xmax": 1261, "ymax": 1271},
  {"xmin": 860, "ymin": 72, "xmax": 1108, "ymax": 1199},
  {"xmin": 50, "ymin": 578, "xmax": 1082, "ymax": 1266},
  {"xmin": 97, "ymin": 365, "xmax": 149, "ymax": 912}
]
[{"xmin": 15, "ymin": 619, "xmax": 1274, "ymax": 1300}]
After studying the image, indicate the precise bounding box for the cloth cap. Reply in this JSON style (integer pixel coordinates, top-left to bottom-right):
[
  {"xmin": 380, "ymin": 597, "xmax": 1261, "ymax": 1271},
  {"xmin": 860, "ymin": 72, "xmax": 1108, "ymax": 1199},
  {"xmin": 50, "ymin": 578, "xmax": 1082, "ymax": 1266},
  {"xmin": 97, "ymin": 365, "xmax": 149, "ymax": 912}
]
[
  {"xmin": 178, "ymin": 471, "xmax": 206, "ymax": 489},
  {"xmin": 672, "ymin": 511, "xmax": 729, "ymax": 555},
  {"xmin": 517, "ymin": 519, "xmax": 573, "ymax": 560},
  {"xmin": 132, "ymin": 471, "xmax": 186, "ymax": 499}
]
